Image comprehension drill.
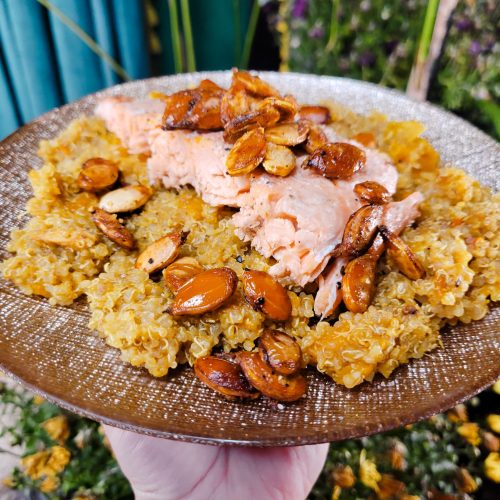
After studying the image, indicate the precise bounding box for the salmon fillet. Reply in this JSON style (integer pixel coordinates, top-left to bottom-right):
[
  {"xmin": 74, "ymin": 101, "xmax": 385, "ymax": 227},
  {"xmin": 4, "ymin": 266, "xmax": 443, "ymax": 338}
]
[
  {"xmin": 96, "ymin": 96, "xmax": 405, "ymax": 289},
  {"xmin": 95, "ymin": 96, "xmax": 164, "ymax": 154}
]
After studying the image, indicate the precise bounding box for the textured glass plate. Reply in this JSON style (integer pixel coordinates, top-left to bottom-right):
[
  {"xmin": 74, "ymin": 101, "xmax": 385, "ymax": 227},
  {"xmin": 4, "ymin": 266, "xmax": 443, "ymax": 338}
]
[{"xmin": 0, "ymin": 72, "xmax": 498, "ymax": 446}]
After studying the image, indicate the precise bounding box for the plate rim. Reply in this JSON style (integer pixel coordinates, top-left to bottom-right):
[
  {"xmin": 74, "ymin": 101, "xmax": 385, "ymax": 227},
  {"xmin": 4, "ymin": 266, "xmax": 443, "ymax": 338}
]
[{"xmin": 0, "ymin": 71, "xmax": 498, "ymax": 446}]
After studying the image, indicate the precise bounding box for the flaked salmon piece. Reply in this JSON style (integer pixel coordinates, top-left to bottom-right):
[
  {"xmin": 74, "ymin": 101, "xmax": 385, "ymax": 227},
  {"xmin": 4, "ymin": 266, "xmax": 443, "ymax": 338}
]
[
  {"xmin": 233, "ymin": 143, "xmax": 398, "ymax": 287},
  {"xmin": 148, "ymin": 129, "xmax": 251, "ymax": 207},
  {"xmin": 95, "ymin": 96, "xmax": 164, "ymax": 154},
  {"xmin": 314, "ymin": 192, "xmax": 424, "ymax": 317}
]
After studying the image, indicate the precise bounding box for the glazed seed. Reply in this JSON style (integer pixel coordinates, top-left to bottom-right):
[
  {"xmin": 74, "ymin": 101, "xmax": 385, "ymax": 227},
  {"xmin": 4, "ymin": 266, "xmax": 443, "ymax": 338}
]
[
  {"xmin": 232, "ymin": 70, "xmax": 280, "ymax": 97},
  {"xmin": 298, "ymin": 105, "xmax": 331, "ymax": 124},
  {"xmin": 304, "ymin": 142, "xmax": 366, "ymax": 179},
  {"xmin": 303, "ymin": 121, "xmax": 328, "ymax": 154},
  {"xmin": 259, "ymin": 329, "xmax": 302, "ymax": 376},
  {"xmin": 354, "ymin": 181, "xmax": 391, "ymax": 205},
  {"xmin": 224, "ymin": 106, "xmax": 280, "ymax": 143},
  {"xmin": 98, "ymin": 185, "xmax": 152, "ymax": 213},
  {"xmin": 33, "ymin": 229, "xmax": 96, "ymax": 250},
  {"xmin": 226, "ymin": 127, "xmax": 267, "ymax": 176},
  {"xmin": 194, "ymin": 356, "xmax": 260, "ymax": 400},
  {"xmin": 262, "ymin": 143, "xmax": 296, "ymax": 177},
  {"xmin": 168, "ymin": 267, "xmax": 237, "ymax": 315},
  {"xmin": 163, "ymin": 256, "xmax": 204, "ymax": 293},
  {"xmin": 92, "ymin": 208, "xmax": 135, "ymax": 250},
  {"xmin": 342, "ymin": 254, "xmax": 378, "ymax": 314},
  {"xmin": 242, "ymin": 270, "xmax": 292, "ymax": 321},
  {"xmin": 77, "ymin": 158, "xmax": 119, "ymax": 192},
  {"xmin": 338, "ymin": 204, "xmax": 384, "ymax": 258},
  {"xmin": 260, "ymin": 95, "xmax": 299, "ymax": 122},
  {"xmin": 380, "ymin": 227, "xmax": 426, "ymax": 280},
  {"xmin": 135, "ymin": 230, "xmax": 188, "ymax": 274},
  {"xmin": 265, "ymin": 121, "xmax": 309, "ymax": 147},
  {"xmin": 237, "ymin": 351, "xmax": 307, "ymax": 402}
]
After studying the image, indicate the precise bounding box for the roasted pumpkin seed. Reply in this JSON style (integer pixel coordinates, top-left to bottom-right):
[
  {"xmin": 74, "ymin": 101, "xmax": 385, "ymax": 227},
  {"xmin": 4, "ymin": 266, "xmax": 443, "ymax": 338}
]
[
  {"xmin": 224, "ymin": 105, "xmax": 280, "ymax": 143},
  {"xmin": 77, "ymin": 158, "xmax": 119, "ymax": 192},
  {"xmin": 135, "ymin": 230, "xmax": 188, "ymax": 274},
  {"xmin": 98, "ymin": 185, "xmax": 151, "ymax": 213},
  {"xmin": 33, "ymin": 229, "xmax": 96, "ymax": 250},
  {"xmin": 342, "ymin": 254, "xmax": 378, "ymax": 313},
  {"xmin": 265, "ymin": 121, "xmax": 309, "ymax": 147},
  {"xmin": 380, "ymin": 227, "xmax": 426, "ymax": 280},
  {"xmin": 194, "ymin": 356, "xmax": 259, "ymax": 400},
  {"xmin": 303, "ymin": 142, "xmax": 366, "ymax": 179},
  {"xmin": 220, "ymin": 87, "xmax": 260, "ymax": 125},
  {"xmin": 163, "ymin": 256, "xmax": 204, "ymax": 293},
  {"xmin": 298, "ymin": 105, "xmax": 331, "ymax": 124},
  {"xmin": 262, "ymin": 142, "xmax": 296, "ymax": 177},
  {"xmin": 232, "ymin": 70, "xmax": 280, "ymax": 97},
  {"xmin": 237, "ymin": 351, "xmax": 307, "ymax": 402},
  {"xmin": 260, "ymin": 96, "xmax": 298, "ymax": 122},
  {"xmin": 242, "ymin": 270, "xmax": 292, "ymax": 321},
  {"xmin": 303, "ymin": 121, "xmax": 328, "ymax": 154},
  {"xmin": 168, "ymin": 267, "xmax": 237, "ymax": 315},
  {"xmin": 338, "ymin": 204, "xmax": 384, "ymax": 257},
  {"xmin": 226, "ymin": 127, "xmax": 266, "ymax": 176},
  {"xmin": 92, "ymin": 208, "xmax": 135, "ymax": 250},
  {"xmin": 354, "ymin": 181, "xmax": 391, "ymax": 205},
  {"xmin": 259, "ymin": 329, "xmax": 302, "ymax": 376}
]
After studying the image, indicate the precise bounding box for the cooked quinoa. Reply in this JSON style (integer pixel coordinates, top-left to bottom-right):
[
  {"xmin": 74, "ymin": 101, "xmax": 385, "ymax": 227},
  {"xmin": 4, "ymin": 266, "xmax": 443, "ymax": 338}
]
[{"xmin": 2, "ymin": 106, "xmax": 498, "ymax": 388}]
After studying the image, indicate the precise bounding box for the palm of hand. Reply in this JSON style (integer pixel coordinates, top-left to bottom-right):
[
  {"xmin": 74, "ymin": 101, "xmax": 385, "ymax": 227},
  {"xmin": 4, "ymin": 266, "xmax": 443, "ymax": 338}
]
[{"xmin": 104, "ymin": 425, "xmax": 329, "ymax": 500}]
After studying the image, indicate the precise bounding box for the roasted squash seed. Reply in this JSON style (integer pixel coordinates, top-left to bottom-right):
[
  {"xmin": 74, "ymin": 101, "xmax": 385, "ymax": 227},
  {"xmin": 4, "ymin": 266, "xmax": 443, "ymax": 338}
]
[
  {"xmin": 380, "ymin": 227, "xmax": 426, "ymax": 280},
  {"xmin": 354, "ymin": 181, "xmax": 391, "ymax": 205},
  {"xmin": 163, "ymin": 256, "xmax": 204, "ymax": 293},
  {"xmin": 242, "ymin": 270, "xmax": 292, "ymax": 321},
  {"xmin": 303, "ymin": 121, "xmax": 328, "ymax": 154},
  {"xmin": 259, "ymin": 329, "xmax": 302, "ymax": 376},
  {"xmin": 168, "ymin": 267, "xmax": 237, "ymax": 315},
  {"xmin": 298, "ymin": 105, "xmax": 331, "ymax": 124},
  {"xmin": 92, "ymin": 208, "xmax": 135, "ymax": 250},
  {"xmin": 262, "ymin": 142, "xmax": 296, "ymax": 177},
  {"xmin": 304, "ymin": 142, "xmax": 366, "ymax": 180},
  {"xmin": 77, "ymin": 158, "xmax": 119, "ymax": 192},
  {"xmin": 98, "ymin": 185, "xmax": 151, "ymax": 213},
  {"xmin": 135, "ymin": 230, "xmax": 188, "ymax": 274},
  {"xmin": 194, "ymin": 356, "xmax": 259, "ymax": 400},
  {"xmin": 237, "ymin": 351, "xmax": 307, "ymax": 402},
  {"xmin": 265, "ymin": 121, "xmax": 309, "ymax": 147},
  {"xmin": 226, "ymin": 127, "xmax": 266, "ymax": 176},
  {"xmin": 342, "ymin": 254, "xmax": 378, "ymax": 314},
  {"xmin": 338, "ymin": 204, "xmax": 384, "ymax": 257}
]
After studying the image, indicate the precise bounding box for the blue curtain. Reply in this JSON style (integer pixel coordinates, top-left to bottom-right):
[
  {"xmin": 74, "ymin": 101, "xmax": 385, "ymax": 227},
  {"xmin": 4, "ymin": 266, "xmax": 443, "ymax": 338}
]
[{"xmin": 0, "ymin": 0, "xmax": 252, "ymax": 140}]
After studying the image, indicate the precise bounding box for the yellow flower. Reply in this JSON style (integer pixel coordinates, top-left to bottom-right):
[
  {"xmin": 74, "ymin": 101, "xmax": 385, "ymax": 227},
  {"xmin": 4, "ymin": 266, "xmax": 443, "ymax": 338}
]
[
  {"xmin": 33, "ymin": 395, "xmax": 45, "ymax": 405},
  {"xmin": 331, "ymin": 485, "xmax": 341, "ymax": 500},
  {"xmin": 2, "ymin": 476, "xmax": 14, "ymax": 488},
  {"xmin": 456, "ymin": 467, "xmax": 478, "ymax": 493},
  {"xmin": 447, "ymin": 404, "xmax": 468, "ymax": 423},
  {"xmin": 42, "ymin": 415, "xmax": 70, "ymax": 444},
  {"xmin": 359, "ymin": 449, "xmax": 381, "ymax": 492},
  {"xmin": 45, "ymin": 446, "xmax": 71, "ymax": 475},
  {"xmin": 485, "ymin": 452, "xmax": 500, "ymax": 483},
  {"xmin": 40, "ymin": 475, "xmax": 60, "ymax": 493},
  {"xmin": 21, "ymin": 446, "xmax": 71, "ymax": 480},
  {"xmin": 457, "ymin": 422, "xmax": 481, "ymax": 446},
  {"xmin": 493, "ymin": 380, "xmax": 500, "ymax": 394},
  {"xmin": 332, "ymin": 464, "xmax": 356, "ymax": 488},
  {"xmin": 487, "ymin": 414, "xmax": 500, "ymax": 434},
  {"xmin": 387, "ymin": 441, "xmax": 407, "ymax": 471}
]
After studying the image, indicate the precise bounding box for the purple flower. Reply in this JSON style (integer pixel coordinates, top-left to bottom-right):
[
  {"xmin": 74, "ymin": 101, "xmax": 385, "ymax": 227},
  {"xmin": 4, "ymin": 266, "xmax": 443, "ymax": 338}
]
[
  {"xmin": 469, "ymin": 41, "xmax": 482, "ymax": 56},
  {"xmin": 455, "ymin": 17, "xmax": 473, "ymax": 32},
  {"xmin": 308, "ymin": 25, "xmax": 325, "ymax": 39},
  {"xmin": 292, "ymin": 0, "xmax": 308, "ymax": 19},
  {"xmin": 359, "ymin": 51, "xmax": 375, "ymax": 67},
  {"xmin": 384, "ymin": 39, "xmax": 399, "ymax": 55}
]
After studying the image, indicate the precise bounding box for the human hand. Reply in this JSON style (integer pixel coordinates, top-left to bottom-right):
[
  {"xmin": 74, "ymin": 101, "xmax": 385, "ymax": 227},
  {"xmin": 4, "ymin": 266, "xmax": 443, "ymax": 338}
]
[{"xmin": 104, "ymin": 425, "xmax": 329, "ymax": 500}]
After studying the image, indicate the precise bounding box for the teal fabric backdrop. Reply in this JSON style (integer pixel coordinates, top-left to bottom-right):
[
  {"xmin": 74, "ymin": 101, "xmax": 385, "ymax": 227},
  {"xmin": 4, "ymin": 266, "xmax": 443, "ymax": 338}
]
[{"xmin": 0, "ymin": 0, "xmax": 252, "ymax": 139}]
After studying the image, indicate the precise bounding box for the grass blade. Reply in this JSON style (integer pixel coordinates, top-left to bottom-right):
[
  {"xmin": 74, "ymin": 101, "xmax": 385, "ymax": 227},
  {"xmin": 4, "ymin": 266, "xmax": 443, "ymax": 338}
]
[
  {"xmin": 240, "ymin": 0, "xmax": 260, "ymax": 69},
  {"xmin": 232, "ymin": 0, "xmax": 242, "ymax": 65},
  {"xmin": 180, "ymin": 0, "xmax": 196, "ymax": 72},
  {"xmin": 168, "ymin": 0, "xmax": 183, "ymax": 73},
  {"xmin": 36, "ymin": 0, "xmax": 130, "ymax": 81}
]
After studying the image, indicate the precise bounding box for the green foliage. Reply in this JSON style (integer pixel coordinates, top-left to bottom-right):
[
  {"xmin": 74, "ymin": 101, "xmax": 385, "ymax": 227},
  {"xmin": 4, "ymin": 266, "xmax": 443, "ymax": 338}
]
[{"xmin": 0, "ymin": 386, "xmax": 132, "ymax": 499}]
